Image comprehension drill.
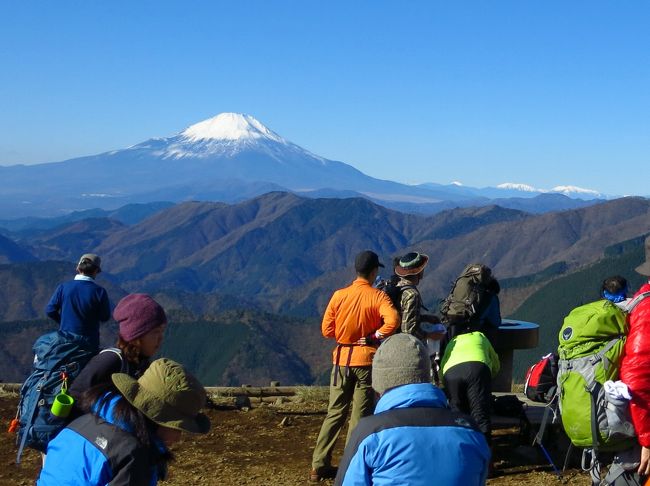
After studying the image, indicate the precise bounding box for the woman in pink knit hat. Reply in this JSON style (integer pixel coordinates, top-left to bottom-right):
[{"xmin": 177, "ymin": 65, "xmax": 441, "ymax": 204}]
[{"xmin": 69, "ymin": 293, "xmax": 167, "ymax": 396}]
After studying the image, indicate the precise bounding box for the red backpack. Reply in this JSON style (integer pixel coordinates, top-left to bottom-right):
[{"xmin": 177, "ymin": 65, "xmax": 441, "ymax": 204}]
[{"xmin": 524, "ymin": 352, "xmax": 559, "ymax": 403}]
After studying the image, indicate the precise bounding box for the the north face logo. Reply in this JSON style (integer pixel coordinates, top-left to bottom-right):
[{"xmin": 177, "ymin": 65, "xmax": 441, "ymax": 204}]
[{"xmin": 95, "ymin": 436, "xmax": 108, "ymax": 449}]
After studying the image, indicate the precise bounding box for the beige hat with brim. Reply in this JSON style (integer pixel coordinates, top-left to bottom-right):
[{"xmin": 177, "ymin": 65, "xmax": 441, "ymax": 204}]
[
  {"xmin": 112, "ymin": 358, "xmax": 210, "ymax": 434},
  {"xmin": 635, "ymin": 236, "xmax": 650, "ymax": 277}
]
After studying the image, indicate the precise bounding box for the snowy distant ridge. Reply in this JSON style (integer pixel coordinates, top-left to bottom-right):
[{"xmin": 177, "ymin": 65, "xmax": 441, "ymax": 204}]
[
  {"xmin": 495, "ymin": 182, "xmax": 604, "ymax": 198},
  {"xmin": 497, "ymin": 182, "xmax": 539, "ymax": 193},
  {"xmin": 551, "ymin": 185, "xmax": 602, "ymax": 197}
]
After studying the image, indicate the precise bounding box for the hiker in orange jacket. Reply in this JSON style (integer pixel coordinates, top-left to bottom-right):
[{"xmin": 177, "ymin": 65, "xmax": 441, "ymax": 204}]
[{"xmin": 310, "ymin": 250, "xmax": 400, "ymax": 482}]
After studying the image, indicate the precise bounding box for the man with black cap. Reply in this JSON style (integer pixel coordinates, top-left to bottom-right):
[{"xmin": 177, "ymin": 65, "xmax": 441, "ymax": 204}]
[
  {"xmin": 334, "ymin": 333, "xmax": 490, "ymax": 485},
  {"xmin": 45, "ymin": 253, "xmax": 111, "ymax": 352},
  {"xmin": 310, "ymin": 250, "xmax": 400, "ymax": 482},
  {"xmin": 621, "ymin": 235, "xmax": 650, "ymax": 478}
]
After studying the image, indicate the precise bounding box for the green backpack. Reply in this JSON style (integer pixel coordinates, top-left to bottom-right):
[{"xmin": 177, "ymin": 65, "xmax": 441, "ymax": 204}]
[{"xmin": 557, "ymin": 300, "xmax": 635, "ymax": 452}]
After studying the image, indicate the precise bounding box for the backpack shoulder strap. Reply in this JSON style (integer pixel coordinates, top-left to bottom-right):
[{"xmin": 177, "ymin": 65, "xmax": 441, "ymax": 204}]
[
  {"xmin": 16, "ymin": 374, "xmax": 46, "ymax": 464},
  {"xmin": 99, "ymin": 347, "xmax": 127, "ymax": 373},
  {"xmin": 620, "ymin": 291, "xmax": 650, "ymax": 313}
]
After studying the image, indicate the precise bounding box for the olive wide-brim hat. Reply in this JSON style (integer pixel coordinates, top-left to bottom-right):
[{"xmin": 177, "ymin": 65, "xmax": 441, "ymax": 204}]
[
  {"xmin": 635, "ymin": 236, "xmax": 650, "ymax": 277},
  {"xmin": 112, "ymin": 358, "xmax": 210, "ymax": 434}
]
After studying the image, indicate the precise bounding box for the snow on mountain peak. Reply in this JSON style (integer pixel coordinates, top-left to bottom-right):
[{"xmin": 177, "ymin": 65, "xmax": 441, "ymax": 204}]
[
  {"xmin": 496, "ymin": 182, "xmax": 539, "ymax": 192},
  {"xmin": 551, "ymin": 185, "xmax": 601, "ymax": 197},
  {"xmin": 181, "ymin": 113, "xmax": 286, "ymax": 143}
]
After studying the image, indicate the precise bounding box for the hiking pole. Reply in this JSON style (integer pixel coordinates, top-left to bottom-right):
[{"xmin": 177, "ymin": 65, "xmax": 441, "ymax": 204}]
[
  {"xmin": 562, "ymin": 443, "xmax": 574, "ymax": 472},
  {"xmin": 536, "ymin": 440, "xmax": 562, "ymax": 480},
  {"xmin": 533, "ymin": 397, "xmax": 562, "ymax": 480}
]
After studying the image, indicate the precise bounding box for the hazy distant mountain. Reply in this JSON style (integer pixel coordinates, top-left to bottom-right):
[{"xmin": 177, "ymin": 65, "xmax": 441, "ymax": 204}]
[
  {"xmin": 417, "ymin": 181, "xmax": 608, "ymax": 200},
  {"xmin": 2, "ymin": 192, "xmax": 648, "ymax": 321},
  {"xmin": 0, "ymin": 202, "xmax": 174, "ymax": 233},
  {"xmin": 22, "ymin": 217, "xmax": 127, "ymax": 262},
  {"xmin": 0, "ymin": 234, "xmax": 36, "ymax": 264},
  {"xmin": 1, "ymin": 193, "xmax": 649, "ymax": 385},
  {"xmin": 371, "ymin": 192, "xmax": 599, "ymax": 215},
  {"xmin": 0, "ymin": 112, "xmax": 608, "ymax": 219},
  {"xmin": 0, "ymin": 113, "xmax": 477, "ymax": 218}
]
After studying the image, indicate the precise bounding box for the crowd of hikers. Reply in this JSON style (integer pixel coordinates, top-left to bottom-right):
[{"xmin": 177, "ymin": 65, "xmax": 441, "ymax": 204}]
[
  {"xmin": 11, "ymin": 254, "xmax": 210, "ymax": 484},
  {"xmin": 7, "ymin": 236, "xmax": 650, "ymax": 485},
  {"xmin": 312, "ymin": 239, "xmax": 650, "ymax": 486}
]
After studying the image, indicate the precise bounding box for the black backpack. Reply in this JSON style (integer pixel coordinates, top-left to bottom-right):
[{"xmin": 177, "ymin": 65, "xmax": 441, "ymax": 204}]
[
  {"xmin": 15, "ymin": 330, "xmax": 96, "ymax": 462},
  {"xmin": 440, "ymin": 263, "xmax": 494, "ymax": 328},
  {"xmin": 375, "ymin": 276, "xmax": 416, "ymax": 326}
]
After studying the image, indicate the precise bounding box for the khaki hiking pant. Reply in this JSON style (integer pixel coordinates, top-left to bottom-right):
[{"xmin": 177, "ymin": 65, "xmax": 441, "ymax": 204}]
[{"xmin": 311, "ymin": 365, "xmax": 374, "ymax": 471}]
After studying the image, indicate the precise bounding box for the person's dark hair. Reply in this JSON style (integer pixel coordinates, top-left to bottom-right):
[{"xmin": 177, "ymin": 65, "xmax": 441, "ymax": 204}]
[
  {"xmin": 81, "ymin": 382, "xmax": 155, "ymax": 446},
  {"xmin": 486, "ymin": 277, "xmax": 500, "ymax": 295},
  {"xmin": 355, "ymin": 250, "xmax": 383, "ymax": 278},
  {"xmin": 117, "ymin": 336, "xmax": 146, "ymax": 365},
  {"xmin": 355, "ymin": 266, "xmax": 376, "ymax": 279},
  {"xmin": 80, "ymin": 382, "xmax": 174, "ymax": 471},
  {"xmin": 77, "ymin": 260, "xmax": 100, "ymax": 275},
  {"xmin": 601, "ymin": 276, "xmax": 628, "ymax": 301},
  {"xmin": 401, "ymin": 273, "xmax": 420, "ymax": 283}
]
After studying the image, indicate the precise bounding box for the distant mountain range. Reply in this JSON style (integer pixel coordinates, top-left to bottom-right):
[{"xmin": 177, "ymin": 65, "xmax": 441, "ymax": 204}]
[
  {"xmin": 1, "ymin": 112, "xmax": 647, "ymax": 386},
  {"xmin": 0, "ymin": 193, "xmax": 649, "ymax": 385},
  {"xmin": 0, "ymin": 112, "xmax": 610, "ymax": 219},
  {"xmin": 2, "ymin": 192, "xmax": 649, "ymax": 320}
]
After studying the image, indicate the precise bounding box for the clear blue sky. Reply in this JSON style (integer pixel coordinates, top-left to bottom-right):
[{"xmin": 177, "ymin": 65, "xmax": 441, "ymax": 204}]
[{"xmin": 1, "ymin": 1, "xmax": 648, "ymax": 196}]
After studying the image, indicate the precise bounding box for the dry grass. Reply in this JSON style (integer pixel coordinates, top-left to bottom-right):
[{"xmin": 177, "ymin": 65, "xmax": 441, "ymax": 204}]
[
  {"xmin": 0, "ymin": 385, "xmax": 18, "ymax": 399},
  {"xmin": 293, "ymin": 386, "xmax": 328, "ymax": 404}
]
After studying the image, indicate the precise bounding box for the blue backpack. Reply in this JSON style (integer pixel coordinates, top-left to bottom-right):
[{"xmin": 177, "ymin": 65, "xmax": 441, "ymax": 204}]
[{"xmin": 15, "ymin": 330, "xmax": 96, "ymax": 462}]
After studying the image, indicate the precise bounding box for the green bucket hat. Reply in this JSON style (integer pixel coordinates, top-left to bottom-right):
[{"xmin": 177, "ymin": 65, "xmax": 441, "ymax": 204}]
[{"xmin": 112, "ymin": 358, "xmax": 210, "ymax": 434}]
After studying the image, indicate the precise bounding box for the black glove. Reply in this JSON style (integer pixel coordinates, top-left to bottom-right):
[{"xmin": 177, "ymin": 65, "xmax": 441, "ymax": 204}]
[{"xmin": 365, "ymin": 332, "xmax": 382, "ymax": 347}]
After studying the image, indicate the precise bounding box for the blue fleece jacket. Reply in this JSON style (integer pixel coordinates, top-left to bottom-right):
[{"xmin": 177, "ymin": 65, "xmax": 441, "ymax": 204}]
[
  {"xmin": 45, "ymin": 277, "xmax": 111, "ymax": 349},
  {"xmin": 335, "ymin": 383, "xmax": 490, "ymax": 486}
]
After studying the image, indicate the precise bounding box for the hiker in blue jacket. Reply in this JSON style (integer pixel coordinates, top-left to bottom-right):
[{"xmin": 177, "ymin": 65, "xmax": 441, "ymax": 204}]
[
  {"xmin": 37, "ymin": 358, "xmax": 210, "ymax": 486},
  {"xmin": 335, "ymin": 333, "xmax": 490, "ymax": 486},
  {"xmin": 45, "ymin": 253, "xmax": 111, "ymax": 351}
]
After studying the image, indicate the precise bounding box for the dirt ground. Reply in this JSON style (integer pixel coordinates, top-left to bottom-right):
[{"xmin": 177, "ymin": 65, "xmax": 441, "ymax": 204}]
[{"xmin": 0, "ymin": 394, "xmax": 592, "ymax": 485}]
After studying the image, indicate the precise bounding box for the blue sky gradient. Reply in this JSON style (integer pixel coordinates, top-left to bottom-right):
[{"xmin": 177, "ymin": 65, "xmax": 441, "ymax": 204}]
[{"xmin": 1, "ymin": 1, "xmax": 648, "ymax": 196}]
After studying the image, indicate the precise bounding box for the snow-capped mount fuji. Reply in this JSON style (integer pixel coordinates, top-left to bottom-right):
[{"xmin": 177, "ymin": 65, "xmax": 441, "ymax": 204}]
[
  {"xmin": 0, "ymin": 113, "xmax": 472, "ymax": 217},
  {"xmin": 0, "ymin": 112, "xmax": 606, "ymax": 218},
  {"xmin": 181, "ymin": 113, "xmax": 287, "ymax": 143},
  {"xmin": 137, "ymin": 113, "xmax": 329, "ymax": 165}
]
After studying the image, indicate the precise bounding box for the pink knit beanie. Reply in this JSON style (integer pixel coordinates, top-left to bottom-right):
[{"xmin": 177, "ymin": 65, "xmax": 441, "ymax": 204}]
[{"xmin": 114, "ymin": 294, "xmax": 167, "ymax": 342}]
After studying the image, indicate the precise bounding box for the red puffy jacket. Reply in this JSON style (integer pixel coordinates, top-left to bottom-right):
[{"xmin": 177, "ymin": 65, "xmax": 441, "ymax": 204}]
[{"xmin": 620, "ymin": 282, "xmax": 650, "ymax": 447}]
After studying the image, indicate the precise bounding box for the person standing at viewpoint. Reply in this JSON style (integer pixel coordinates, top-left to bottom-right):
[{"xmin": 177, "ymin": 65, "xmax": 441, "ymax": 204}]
[
  {"xmin": 310, "ymin": 250, "xmax": 400, "ymax": 482},
  {"xmin": 45, "ymin": 253, "xmax": 111, "ymax": 352}
]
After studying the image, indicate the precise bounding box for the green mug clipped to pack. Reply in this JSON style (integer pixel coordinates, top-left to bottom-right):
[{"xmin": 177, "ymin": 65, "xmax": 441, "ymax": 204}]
[{"xmin": 51, "ymin": 372, "xmax": 74, "ymax": 418}]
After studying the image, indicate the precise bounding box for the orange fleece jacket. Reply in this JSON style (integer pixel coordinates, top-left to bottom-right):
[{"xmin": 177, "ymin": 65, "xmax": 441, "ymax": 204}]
[{"xmin": 322, "ymin": 277, "xmax": 400, "ymax": 367}]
